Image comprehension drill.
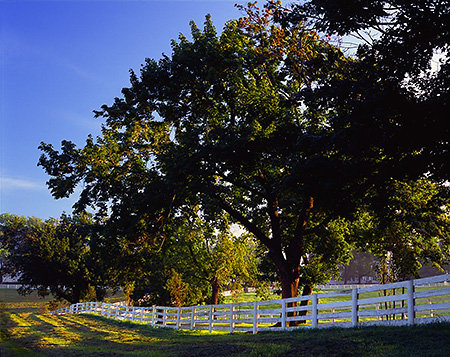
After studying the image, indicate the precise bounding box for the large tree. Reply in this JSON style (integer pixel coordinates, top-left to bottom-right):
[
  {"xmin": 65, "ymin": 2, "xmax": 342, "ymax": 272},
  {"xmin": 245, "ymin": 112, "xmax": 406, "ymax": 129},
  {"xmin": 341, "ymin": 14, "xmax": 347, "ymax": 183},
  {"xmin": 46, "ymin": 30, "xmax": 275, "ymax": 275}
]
[{"xmin": 39, "ymin": 5, "xmax": 355, "ymax": 308}]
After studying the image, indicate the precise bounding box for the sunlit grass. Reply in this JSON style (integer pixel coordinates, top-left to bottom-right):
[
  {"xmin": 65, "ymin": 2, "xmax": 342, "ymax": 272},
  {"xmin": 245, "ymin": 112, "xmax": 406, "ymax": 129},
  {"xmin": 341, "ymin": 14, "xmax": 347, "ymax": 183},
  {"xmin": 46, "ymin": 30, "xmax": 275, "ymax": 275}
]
[{"xmin": 2, "ymin": 286, "xmax": 450, "ymax": 356}]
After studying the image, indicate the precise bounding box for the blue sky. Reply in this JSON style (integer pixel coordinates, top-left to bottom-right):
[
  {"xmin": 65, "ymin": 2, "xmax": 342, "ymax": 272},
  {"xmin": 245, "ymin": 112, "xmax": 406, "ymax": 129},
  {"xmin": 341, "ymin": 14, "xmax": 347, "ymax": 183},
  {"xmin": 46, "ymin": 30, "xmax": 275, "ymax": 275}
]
[{"xmin": 0, "ymin": 0, "xmax": 245, "ymax": 219}]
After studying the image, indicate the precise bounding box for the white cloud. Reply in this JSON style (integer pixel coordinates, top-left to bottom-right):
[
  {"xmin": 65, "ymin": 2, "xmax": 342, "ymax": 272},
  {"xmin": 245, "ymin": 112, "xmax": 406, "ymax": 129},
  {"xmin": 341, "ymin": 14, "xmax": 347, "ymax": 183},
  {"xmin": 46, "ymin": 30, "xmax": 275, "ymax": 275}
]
[{"xmin": 0, "ymin": 177, "xmax": 46, "ymax": 191}]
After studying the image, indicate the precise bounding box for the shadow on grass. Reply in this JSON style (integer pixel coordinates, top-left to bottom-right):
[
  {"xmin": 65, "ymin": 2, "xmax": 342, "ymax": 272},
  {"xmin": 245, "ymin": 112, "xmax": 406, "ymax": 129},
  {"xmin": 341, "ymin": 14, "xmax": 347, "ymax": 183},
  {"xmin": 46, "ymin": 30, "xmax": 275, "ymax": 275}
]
[{"xmin": 2, "ymin": 310, "xmax": 450, "ymax": 356}]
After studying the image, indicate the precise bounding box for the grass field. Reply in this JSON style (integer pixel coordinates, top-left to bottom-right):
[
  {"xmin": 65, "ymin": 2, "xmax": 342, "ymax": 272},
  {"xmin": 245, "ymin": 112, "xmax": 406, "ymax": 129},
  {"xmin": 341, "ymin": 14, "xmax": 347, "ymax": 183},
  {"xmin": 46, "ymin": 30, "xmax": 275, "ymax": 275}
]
[{"xmin": 2, "ymin": 288, "xmax": 450, "ymax": 356}]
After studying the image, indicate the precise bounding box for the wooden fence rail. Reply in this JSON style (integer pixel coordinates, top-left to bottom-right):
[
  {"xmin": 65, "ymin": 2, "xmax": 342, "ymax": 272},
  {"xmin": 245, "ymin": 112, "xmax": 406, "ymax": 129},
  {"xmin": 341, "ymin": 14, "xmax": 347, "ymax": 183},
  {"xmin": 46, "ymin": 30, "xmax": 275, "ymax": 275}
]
[{"xmin": 50, "ymin": 274, "xmax": 450, "ymax": 334}]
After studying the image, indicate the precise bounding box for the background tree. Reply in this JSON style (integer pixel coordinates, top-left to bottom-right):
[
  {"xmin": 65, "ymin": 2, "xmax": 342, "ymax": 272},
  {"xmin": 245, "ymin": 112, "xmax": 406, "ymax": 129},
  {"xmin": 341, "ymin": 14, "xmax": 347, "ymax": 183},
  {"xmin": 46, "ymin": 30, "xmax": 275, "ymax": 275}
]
[
  {"xmin": 0, "ymin": 214, "xmax": 43, "ymax": 284},
  {"xmin": 365, "ymin": 179, "xmax": 450, "ymax": 282},
  {"xmin": 0, "ymin": 213, "xmax": 106, "ymax": 304},
  {"xmin": 0, "ymin": 213, "xmax": 32, "ymax": 284},
  {"xmin": 93, "ymin": 206, "xmax": 257, "ymax": 307},
  {"xmin": 0, "ymin": 242, "xmax": 9, "ymax": 284},
  {"xmin": 340, "ymin": 251, "xmax": 376, "ymax": 284},
  {"xmin": 167, "ymin": 211, "xmax": 258, "ymax": 305}
]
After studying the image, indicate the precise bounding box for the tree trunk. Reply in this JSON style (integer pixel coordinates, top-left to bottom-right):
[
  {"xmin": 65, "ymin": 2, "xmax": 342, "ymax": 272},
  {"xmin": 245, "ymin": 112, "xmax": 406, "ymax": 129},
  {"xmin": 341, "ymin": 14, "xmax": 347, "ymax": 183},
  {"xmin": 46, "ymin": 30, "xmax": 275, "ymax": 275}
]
[
  {"xmin": 274, "ymin": 261, "xmax": 301, "ymax": 326},
  {"xmin": 215, "ymin": 190, "xmax": 315, "ymax": 326},
  {"xmin": 210, "ymin": 279, "xmax": 220, "ymax": 305},
  {"xmin": 280, "ymin": 267, "xmax": 300, "ymax": 300}
]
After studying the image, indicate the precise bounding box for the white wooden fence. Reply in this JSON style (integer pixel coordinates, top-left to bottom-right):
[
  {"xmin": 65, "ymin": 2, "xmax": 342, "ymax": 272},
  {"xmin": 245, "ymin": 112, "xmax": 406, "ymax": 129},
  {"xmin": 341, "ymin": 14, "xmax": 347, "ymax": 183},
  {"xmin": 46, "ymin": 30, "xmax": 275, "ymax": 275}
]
[{"xmin": 50, "ymin": 274, "xmax": 450, "ymax": 334}]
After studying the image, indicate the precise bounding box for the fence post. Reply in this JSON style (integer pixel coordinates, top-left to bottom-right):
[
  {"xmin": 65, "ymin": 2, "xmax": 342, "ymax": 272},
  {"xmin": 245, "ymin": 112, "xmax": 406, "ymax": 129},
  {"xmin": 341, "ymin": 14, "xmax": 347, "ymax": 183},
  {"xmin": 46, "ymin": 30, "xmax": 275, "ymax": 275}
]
[
  {"xmin": 352, "ymin": 288, "xmax": 359, "ymax": 327},
  {"xmin": 208, "ymin": 306, "xmax": 213, "ymax": 333},
  {"xmin": 312, "ymin": 294, "xmax": 318, "ymax": 328},
  {"xmin": 140, "ymin": 307, "xmax": 144, "ymax": 324},
  {"xmin": 281, "ymin": 300, "xmax": 286, "ymax": 329},
  {"xmin": 229, "ymin": 304, "xmax": 234, "ymax": 334},
  {"xmin": 176, "ymin": 307, "xmax": 181, "ymax": 329},
  {"xmin": 151, "ymin": 306, "xmax": 156, "ymax": 326},
  {"xmin": 407, "ymin": 279, "xmax": 415, "ymax": 326},
  {"xmin": 252, "ymin": 301, "xmax": 259, "ymax": 334},
  {"xmin": 131, "ymin": 307, "xmax": 136, "ymax": 322},
  {"xmin": 191, "ymin": 307, "xmax": 196, "ymax": 330},
  {"xmin": 163, "ymin": 307, "xmax": 167, "ymax": 326}
]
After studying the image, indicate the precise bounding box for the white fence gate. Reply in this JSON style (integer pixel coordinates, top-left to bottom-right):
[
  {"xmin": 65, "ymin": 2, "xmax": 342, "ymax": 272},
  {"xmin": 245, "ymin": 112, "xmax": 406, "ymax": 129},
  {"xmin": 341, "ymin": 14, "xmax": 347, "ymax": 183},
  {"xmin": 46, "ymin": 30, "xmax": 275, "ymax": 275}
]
[{"xmin": 50, "ymin": 274, "xmax": 450, "ymax": 334}]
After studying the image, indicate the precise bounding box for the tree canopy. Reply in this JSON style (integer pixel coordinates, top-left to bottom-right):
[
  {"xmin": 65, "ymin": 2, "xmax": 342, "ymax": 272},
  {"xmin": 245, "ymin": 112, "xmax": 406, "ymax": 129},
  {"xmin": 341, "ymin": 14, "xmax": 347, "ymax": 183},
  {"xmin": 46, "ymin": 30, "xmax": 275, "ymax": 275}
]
[
  {"xmin": 284, "ymin": 0, "xmax": 450, "ymax": 280},
  {"xmin": 38, "ymin": 1, "xmax": 450, "ymax": 311},
  {"xmin": 287, "ymin": 0, "xmax": 450, "ymax": 182},
  {"xmin": 39, "ymin": 6, "xmax": 357, "ymax": 304}
]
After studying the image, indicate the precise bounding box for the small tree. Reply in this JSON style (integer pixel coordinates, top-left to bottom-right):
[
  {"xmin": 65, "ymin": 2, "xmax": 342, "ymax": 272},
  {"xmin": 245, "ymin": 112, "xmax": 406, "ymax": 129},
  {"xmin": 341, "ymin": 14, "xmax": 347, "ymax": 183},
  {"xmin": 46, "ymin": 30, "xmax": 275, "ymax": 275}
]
[
  {"xmin": 169, "ymin": 212, "xmax": 258, "ymax": 305},
  {"xmin": 165, "ymin": 269, "xmax": 190, "ymax": 307}
]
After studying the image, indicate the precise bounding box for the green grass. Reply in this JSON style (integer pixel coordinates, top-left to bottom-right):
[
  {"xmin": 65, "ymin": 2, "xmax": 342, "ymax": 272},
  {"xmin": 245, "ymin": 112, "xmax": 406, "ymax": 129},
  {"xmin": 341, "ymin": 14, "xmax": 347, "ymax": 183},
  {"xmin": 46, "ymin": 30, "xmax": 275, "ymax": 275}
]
[{"xmin": 2, "ymin": 288, "xmax": 450, "ymax": 356}]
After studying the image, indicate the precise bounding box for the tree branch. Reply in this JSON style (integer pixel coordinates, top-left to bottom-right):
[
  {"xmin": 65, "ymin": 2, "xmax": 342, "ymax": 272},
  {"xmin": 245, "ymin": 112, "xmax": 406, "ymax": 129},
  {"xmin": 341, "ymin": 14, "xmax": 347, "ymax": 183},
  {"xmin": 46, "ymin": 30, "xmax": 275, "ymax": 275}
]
[{"xmin": 213, "ymin": 194, "xmax": 274, "ymax": 249}]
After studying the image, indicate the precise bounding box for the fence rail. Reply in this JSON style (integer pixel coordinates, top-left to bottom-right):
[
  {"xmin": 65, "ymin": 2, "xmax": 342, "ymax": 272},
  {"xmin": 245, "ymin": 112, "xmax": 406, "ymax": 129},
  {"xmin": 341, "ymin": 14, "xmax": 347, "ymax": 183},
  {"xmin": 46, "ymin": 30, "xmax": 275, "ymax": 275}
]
[
  {"xmin": 0, "ymin": 284, "xmax": 22, "ymax": 289},
  {"xmin": 50, "ymin": 274, "xmax": 450, "ymax": 334}
]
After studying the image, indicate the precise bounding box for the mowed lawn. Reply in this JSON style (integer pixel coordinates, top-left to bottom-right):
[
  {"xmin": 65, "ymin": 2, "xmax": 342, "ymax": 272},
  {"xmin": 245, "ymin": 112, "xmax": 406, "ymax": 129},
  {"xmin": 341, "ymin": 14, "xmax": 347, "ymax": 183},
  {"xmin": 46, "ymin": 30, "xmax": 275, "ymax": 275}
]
[{"xmin": 2, "ymin": 289, "xmax": 450, "ymax": 356}]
